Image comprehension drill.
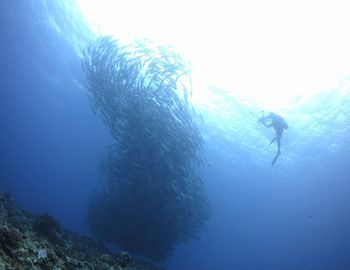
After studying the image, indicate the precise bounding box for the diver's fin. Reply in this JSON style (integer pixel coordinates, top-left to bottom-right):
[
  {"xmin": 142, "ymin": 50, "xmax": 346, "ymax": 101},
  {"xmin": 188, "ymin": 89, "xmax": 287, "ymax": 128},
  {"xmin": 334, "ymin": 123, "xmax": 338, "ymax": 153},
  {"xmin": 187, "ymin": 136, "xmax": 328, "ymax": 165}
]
[{"xmin": 272, "ymin": 151, "xmax": 281, "ymax": 165}]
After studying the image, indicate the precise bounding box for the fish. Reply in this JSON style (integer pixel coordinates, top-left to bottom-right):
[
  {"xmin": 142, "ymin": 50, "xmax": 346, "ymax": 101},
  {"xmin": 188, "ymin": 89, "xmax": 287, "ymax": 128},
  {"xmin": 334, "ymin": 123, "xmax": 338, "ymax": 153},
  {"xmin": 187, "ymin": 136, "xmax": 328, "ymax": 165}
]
[{"xmin": 84, "ymin": 36, "xmax": 210, "ymax": 261}]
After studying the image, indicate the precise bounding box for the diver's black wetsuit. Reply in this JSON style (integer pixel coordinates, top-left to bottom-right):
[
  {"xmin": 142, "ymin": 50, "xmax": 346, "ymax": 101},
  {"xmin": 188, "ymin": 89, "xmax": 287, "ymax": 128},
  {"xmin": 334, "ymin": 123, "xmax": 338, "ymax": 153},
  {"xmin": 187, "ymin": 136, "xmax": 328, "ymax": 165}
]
[{"xmin": 260, "ymin": 112, "xmax": 288, "ymax": 165}]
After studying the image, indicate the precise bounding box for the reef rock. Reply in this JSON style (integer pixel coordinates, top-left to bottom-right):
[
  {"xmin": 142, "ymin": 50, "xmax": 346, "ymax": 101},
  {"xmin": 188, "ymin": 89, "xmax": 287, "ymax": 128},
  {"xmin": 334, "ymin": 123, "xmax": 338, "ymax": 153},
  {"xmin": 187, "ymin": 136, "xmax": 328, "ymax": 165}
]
[{"xmin": 0, "ymin": 193, "xmax": 166, "ymax": 270}]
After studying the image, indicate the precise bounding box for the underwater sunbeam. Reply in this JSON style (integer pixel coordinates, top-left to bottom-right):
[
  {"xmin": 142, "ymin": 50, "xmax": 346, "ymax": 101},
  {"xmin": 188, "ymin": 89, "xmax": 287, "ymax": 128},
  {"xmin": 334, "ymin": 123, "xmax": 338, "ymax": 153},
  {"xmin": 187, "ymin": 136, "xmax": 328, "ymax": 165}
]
[{"xmin": 77, "ymin": 0, "xmax": 350, "ymax": 110}]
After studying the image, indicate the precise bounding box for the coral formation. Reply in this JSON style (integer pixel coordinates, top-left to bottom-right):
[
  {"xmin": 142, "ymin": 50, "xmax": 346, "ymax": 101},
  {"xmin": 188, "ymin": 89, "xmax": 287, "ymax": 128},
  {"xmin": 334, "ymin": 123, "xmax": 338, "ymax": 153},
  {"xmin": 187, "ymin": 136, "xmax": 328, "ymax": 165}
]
[
  {"xmin": 34, "ymin": 214, "xmax": 63, "ymax": 244},
  {"xmin": 0, "ymin": 193, "xmax": 165, "ymax": 270}
]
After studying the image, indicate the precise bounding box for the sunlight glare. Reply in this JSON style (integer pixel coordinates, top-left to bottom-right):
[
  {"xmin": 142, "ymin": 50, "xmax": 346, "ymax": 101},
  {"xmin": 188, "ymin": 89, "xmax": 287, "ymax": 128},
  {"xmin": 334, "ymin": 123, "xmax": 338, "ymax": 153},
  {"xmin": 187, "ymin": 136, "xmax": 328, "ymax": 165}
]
[{"xmin": 77, "ymin": 0, "xmax": 350, "ymax": 111}]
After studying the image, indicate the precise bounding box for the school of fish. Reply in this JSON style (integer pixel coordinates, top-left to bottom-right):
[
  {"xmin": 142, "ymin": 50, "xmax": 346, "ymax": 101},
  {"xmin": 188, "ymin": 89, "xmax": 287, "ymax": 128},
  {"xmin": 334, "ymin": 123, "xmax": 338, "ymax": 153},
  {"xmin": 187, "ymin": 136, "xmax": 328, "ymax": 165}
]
[{"xmin": 82, "ymin": 36, "xmax": 210, "ymax": 261}]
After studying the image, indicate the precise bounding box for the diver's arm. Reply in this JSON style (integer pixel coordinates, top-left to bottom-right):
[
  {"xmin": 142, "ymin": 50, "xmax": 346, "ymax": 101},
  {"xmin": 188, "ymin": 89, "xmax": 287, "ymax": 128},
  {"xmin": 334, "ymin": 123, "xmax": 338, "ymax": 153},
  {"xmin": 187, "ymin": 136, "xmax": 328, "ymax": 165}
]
[{"xmin": 260, "ymin": 117, "xmax": 272, "ymax": 128}]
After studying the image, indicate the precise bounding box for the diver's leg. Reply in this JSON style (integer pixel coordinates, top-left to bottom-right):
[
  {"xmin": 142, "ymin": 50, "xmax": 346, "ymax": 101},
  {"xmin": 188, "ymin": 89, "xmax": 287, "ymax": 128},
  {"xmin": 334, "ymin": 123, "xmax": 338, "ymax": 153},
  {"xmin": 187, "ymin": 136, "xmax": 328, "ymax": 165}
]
[
  {"xmin": 270, "ymin": 137, "xmax": 276, "ymax": 145},
  {"xmin": 277, "ymin": 138, "xmax": 281, "ymax": 153},
  {"xmin": 272, "ymin": 136, "xmax": 282, "ymax": 165},
  {"xmin": 272, "ymin": 151, "xmax": 280, "ymax": 165}
]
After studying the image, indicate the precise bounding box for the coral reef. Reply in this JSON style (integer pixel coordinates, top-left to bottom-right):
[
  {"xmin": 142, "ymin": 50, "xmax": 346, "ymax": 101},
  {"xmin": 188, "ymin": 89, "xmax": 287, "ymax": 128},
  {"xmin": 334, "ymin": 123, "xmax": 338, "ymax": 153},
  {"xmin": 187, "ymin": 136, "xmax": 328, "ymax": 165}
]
[
  {"xmin": 0, "ymin": 193, "xmax": 165, "ymax": 270},
  {"xmin": 33, "ymin": 214, "xmax": 63, "ymax": 244},
  {"xmin": 83, "ymin": 37, "xmax": 210, "ymax": 261}
]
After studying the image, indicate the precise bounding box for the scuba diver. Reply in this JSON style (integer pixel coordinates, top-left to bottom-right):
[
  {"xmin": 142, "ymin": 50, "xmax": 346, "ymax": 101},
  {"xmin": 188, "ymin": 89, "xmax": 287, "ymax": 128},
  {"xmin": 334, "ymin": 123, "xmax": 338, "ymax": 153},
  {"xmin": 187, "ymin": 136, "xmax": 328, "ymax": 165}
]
[{"xmin": 259, "ymin": 112, "xmax": 288, "ymax": 165}]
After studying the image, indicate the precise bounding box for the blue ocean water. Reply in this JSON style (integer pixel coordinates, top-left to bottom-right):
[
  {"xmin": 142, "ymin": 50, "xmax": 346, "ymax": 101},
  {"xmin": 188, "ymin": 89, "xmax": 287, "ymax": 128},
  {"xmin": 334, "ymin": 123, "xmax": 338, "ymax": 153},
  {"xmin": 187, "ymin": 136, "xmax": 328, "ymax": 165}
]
[{"xmin": 1, "ymin": 1, "xmax": 350, "ymax": 269}]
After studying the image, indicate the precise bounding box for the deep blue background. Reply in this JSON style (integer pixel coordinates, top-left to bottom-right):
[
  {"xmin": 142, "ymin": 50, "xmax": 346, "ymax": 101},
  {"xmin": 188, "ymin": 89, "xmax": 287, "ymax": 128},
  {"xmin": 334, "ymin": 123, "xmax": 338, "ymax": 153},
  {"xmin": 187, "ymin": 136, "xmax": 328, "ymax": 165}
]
[
  {"xmin": 1, "ymin": 1, "xmax": 350, "ymax": 270},
  {"xmin": 0, "ymin": 0, "xmax": 111, "ymax": 234}
]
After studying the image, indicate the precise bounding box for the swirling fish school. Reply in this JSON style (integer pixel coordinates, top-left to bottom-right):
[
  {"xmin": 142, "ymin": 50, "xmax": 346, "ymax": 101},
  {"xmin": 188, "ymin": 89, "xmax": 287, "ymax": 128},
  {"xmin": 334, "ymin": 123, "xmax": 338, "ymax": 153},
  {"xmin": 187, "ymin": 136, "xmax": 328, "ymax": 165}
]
[{"xmin": 84, "ymin": 36, "xmax": 210, "ymax": 262}]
